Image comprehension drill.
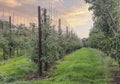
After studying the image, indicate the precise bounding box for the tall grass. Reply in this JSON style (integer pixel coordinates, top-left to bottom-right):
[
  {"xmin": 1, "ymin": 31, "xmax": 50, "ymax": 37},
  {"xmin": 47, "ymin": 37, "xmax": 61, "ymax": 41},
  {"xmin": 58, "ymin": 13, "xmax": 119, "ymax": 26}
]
[{"xmin": 0, "ymin": 56, "xmax": 37, "ymax": 82}]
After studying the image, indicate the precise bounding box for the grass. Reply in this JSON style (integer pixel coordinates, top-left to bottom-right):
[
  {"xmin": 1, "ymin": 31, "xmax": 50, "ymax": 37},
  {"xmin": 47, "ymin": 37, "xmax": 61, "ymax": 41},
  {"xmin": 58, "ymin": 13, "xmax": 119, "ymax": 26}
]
[
  {"xmin": 6, "ymin": 48, "xmax": 114, "ymax": 84},
  {"xmin": 0, "ymin": 56, "xmax": 37, "ymax": 83}
]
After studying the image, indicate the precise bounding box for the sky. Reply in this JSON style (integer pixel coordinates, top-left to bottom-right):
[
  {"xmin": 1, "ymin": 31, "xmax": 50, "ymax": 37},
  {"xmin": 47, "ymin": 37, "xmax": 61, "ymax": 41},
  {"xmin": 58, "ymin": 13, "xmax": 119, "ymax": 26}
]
[{"xmin": 0, "ymin": 0, "xmax": 93, "ymax": 39}]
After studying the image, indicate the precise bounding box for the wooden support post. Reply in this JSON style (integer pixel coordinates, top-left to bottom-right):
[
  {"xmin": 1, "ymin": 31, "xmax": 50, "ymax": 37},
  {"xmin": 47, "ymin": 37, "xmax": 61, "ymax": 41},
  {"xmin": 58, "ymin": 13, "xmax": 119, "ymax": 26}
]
[
  {"xmin": 9, "ymin": 16, "xmax": 12, "ymax": 33},
  {"xmin": 2, "ymin": 8, "xmax": 4, "ymax": 31},
  {"xmin": 9, "ymin": 16, "xmax": 12, "ymax": 57},
  {"xmin": 58, "ymin": 19, "xmax": 61, "ymax": 36},
  {"xmin": 1, "ymin": 21, "xmax": 3, "ymax": 31},
  {"xmin": 38, "ymin": 6, "xmax": 42, "ymax": 76},
  {"xmin": 66, "ymin": 26, "xmax": 69, "ymax": 37},
  {"xmin": 58, "ymin": 18, "xmax": 62, "ymax": 58},
  {"xmin": 43, "ymin": 8, "xmax": 48, "ymax": 71}
]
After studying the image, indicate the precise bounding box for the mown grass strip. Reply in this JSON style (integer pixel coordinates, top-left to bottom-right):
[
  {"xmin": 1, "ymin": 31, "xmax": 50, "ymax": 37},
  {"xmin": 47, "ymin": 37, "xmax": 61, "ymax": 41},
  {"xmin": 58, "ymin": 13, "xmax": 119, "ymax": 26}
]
[{"xmin": 1, "ymin": 48, "xmax": 114, "ymax": 84}]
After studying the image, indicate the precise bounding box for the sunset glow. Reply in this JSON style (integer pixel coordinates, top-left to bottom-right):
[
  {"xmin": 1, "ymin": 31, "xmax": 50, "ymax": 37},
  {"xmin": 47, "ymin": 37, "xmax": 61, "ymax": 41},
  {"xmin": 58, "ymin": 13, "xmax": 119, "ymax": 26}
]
[{"xmin": 0, "ymin": 0, "xmax": 93, "ymax": 38}]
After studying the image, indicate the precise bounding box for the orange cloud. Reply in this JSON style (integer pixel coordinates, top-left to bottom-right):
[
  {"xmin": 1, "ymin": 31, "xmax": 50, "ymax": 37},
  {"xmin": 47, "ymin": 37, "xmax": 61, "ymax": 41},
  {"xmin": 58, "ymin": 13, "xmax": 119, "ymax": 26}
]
[
  {"xmin": 60, "ymin": 5, "xmax": 92, "ymax": 27},
  {"xmin": 20, "ymin": 0, "xmax": 36, "ymax": 4},
  {"xmin": 65, "ymin": 8, "xmax": 89, "ymax": 17},
  {"xmin": 0, "ymin": 0, "xmax": 22, "ymax": 7}
]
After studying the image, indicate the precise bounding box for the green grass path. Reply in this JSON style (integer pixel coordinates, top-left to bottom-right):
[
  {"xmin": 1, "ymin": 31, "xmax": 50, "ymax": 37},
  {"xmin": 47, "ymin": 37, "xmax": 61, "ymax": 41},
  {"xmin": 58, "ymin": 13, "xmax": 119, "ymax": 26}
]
[
  {"xmin": 0, "ymin": 56, "xmax": 37, "ymax": 83},
  {"xmin": 8, "ymin": 48, "xmax": 114, "ymax": 84}
]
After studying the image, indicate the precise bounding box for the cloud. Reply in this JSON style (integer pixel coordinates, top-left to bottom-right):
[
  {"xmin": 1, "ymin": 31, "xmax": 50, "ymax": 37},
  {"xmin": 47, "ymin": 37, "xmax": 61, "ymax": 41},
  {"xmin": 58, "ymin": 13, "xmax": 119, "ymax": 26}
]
[
  {"xmin": 0, "ymin": 0, "xmax": 93, "ymax": 38},
  {"xmin": 0, "ymin": 0, "xmax": 22, "ymax": 7},
  {"xmin": 60, "ymin": 4, "xmax": 92, "ymax": 27},
  {"xmin": 19, "ymin": 0, "xmax": 37, "ymax": 4},
  {"xmin": 64, "ymin": 8, "xmax": 89, "ymax": 17}
]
